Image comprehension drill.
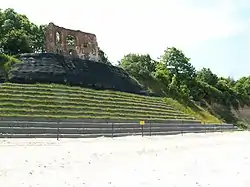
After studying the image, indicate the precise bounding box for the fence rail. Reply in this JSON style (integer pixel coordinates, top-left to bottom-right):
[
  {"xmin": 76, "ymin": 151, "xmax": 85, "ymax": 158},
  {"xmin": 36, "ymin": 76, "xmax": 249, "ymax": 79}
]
[{"xmin": 0, "ymin": 117, "xmax": 239, "ymax": 139}]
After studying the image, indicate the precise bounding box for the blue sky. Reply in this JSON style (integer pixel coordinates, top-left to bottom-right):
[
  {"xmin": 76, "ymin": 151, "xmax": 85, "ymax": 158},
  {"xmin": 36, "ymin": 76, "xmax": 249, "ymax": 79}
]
[{"xmin": 1, "ymin": 0, "xmax": 250, "ymax": 80}]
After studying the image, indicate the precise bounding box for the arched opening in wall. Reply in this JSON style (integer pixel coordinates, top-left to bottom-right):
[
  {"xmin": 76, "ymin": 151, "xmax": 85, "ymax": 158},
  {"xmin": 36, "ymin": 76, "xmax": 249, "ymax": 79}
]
[
  {"xmin": 83, "ymin": 42, "xmax": 88, "ymax": 48},
  {"xmin": 66, "ymin": 34, "xmax": 76, "ymax": 46},
  {"xmin": 69, "ymin": 49, "xmax": 74, "ymax": 56},
  {"xmin": 55, "ymin": 31, "xmax": 61, "ymax": 44},
  {"xmin": 56, "ymin": 49, "xmax": 62, "ymax": 54},
  {"xmin": 92, "ymin": 48, "xmax": 96, "ymax": 55}
]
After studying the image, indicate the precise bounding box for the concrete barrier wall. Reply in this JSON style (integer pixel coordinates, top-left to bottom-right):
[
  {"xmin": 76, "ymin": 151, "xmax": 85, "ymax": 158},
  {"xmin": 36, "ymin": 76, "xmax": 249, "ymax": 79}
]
[{"xmin": 0, "ymin": 118, "xmax": 238, "ymax": 138}]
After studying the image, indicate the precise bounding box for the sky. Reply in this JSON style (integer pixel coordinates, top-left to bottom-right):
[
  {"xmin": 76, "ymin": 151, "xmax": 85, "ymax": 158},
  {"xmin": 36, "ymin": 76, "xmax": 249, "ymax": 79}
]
[{"xmin": 1, "ymin": 0, "xmax": 250, "ymax": 80}]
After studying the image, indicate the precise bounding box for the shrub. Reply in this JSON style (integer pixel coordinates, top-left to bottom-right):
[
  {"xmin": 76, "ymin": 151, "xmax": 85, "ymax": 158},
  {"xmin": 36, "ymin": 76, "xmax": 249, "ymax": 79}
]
[
  {"xmin": 0, "ymin": 53, "xmax": 20, "ymax": 80},
  {"xmin": 236, "ymin": 120, "xmax": 248, "ymax": 130}
]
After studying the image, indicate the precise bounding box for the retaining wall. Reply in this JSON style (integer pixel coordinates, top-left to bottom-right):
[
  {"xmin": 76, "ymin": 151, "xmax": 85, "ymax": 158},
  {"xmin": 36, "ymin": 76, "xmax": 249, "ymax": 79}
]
[{"xmin": 0, "ymin": 117, "xmax": 238, "ymax": 138}]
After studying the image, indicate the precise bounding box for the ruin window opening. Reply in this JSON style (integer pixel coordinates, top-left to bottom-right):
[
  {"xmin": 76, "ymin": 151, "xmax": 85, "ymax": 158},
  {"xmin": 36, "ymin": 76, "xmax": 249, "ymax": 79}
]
[
  {"xmin": 69, "ymin": 49, "xmax": 74, "ymax": 56},
  {"xmin": 92, "ymin": 48, "xmax": 96, "ymax": 55},
  {"xmin": 66, "ymin": 34, "xmax": 76, "ymax": 46},
  {"xmin": 55, "ymin": 31, "xmax": 61, "ymax": 44}
]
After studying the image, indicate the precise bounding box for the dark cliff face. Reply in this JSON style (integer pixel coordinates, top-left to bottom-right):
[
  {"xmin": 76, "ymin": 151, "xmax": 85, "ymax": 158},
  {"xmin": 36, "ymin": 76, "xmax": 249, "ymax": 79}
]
[
  {"xmin": 8, "ymin": 53, "xmax": 143, "ymax": 94},
  {"xmin": 0, "ymin": 68, "xmax": 5, "ymax": 83}
]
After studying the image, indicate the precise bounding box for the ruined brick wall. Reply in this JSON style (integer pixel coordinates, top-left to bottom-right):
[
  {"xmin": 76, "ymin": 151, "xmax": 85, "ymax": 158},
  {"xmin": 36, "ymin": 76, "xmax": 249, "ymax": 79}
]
[{"xmin": 45, "ymin": 22, "xmax": 99, "ymax": 61}]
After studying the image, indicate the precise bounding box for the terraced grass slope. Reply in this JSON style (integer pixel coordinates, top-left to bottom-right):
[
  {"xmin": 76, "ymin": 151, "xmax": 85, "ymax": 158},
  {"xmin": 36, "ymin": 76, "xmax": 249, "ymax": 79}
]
[{"xmin": 0, "ymin": 83, "xmax": 199, "ymax": 122}]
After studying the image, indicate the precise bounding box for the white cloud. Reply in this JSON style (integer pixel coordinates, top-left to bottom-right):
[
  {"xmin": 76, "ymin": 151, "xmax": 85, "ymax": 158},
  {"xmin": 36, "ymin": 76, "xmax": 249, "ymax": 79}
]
[{"xmin": 1, "ymin": 0, "xmax": 249, "ymax": 63}]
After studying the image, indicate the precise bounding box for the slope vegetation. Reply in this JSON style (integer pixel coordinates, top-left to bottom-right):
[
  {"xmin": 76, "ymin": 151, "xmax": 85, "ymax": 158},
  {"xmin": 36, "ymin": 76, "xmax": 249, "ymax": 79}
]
[{"xmin": 0, "ymin": 83, "xmax": 203, "ymax": 122}]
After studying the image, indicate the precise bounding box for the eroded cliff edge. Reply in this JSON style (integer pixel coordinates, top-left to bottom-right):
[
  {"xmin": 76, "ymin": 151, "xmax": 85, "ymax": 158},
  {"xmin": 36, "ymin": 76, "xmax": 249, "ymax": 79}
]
[{"xmin": 6, "ymin": 53, "xmax": 144, "ymax": 94}]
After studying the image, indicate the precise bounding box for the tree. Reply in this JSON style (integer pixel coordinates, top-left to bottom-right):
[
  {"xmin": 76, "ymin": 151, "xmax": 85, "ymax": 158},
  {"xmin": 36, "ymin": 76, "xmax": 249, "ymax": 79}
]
[
  {"xmin": 0, "ymin": 8, "xmax": 45, "ymax": 54},
  {"xmin": 154, "ymin": 62, "xmax": 171, "ymax": 85},
  {"xmin": 196, "ymin": 68, "xmax": 218, "ymax": 86},
  {"xmin": 160, "ymin": 47, "xmax": 196, "ymax": 87},
  {"xmin": 234, "ymin": 76, "xmax": 250, "ymax": 96},
  {"xmin": 119, "ymin": 53, "xmax": 158, "ymax": 78},
  {"xmin": 1, "ymin": 29, "xmax": 33, "ymax": 55},
  {"xmin": 234, "ymin": 76, "xmax": 250, "ymax": 106},
  {"xmin": 0, "ymin": 9, "xmax": 4, "ymax": 39},
  {"xmin": 30, "ymin": 24, "xmax": 47, "ymax": 52},
  {"xmin": 214, "ymin": 78, "xmax": 239, "ymax": 107}
]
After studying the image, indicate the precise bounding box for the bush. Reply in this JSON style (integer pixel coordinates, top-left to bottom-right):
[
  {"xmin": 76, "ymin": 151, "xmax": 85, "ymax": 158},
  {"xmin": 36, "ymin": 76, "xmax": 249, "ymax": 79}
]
[
  {"xmin": 0, "ymin": 53, "xmax": 20, "ymax": 80},
  {"xmin": 236, "ymin": 120, "xmax": 248, "ymax": 130}
]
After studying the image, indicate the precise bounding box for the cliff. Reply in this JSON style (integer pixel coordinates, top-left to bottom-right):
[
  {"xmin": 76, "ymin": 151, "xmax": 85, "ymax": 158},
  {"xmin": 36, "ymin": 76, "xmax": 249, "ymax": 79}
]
[{"xmin": 7, "ymin": 53, "xmax": 143, "ymax": 94}]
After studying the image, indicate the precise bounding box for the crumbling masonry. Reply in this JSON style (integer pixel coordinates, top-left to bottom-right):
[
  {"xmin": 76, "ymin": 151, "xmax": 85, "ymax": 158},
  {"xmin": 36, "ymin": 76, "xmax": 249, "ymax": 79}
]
[{"xmin": 45, "ymin": 22, "xmax": 99, "ymax": 61}]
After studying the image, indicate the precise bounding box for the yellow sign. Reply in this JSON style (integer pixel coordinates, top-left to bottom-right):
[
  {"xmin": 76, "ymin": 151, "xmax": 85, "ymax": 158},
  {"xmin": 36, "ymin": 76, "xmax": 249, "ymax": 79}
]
[{"xmin": 140, "ymin": 121, "xmax": 145, "ymax": 125}]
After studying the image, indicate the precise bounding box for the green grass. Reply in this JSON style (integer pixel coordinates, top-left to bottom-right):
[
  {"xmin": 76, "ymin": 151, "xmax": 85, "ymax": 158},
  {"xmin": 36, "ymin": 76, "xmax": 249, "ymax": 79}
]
[
  {"xmin": 164, "ymin": 98, "xmax": 221, "ymax": 124},
  {"xmin": 1, "ymin": 83, "xmax": 164, "ymax": 102},
  {"xmin": 0, "ymin": 83, "xmax": 220, "ymax": 123}
]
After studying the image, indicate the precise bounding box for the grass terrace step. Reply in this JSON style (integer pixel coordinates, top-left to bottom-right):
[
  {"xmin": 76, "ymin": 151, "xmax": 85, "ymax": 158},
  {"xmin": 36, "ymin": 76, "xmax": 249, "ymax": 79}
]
[
  {"xmin": 1, "ymin": 84, "xmax": 163, "ymax": 100},
  {"xmin": 0, "ymin": 103, "xmax": 188, "ymax": 116},
  {"xmin": 0, "ymin": 113, "xmax": 196, "ymax": 121},
  {"xmin": 0, "ymin": 98, "xmax": 177, "ymax": 113},
  {"xmin": 1, "ymin": 83, "xmax": 164, "ymax": 103},
  {"xmin": 0, "ymin": 105, "xmax": 190, "ymax": 118},
  {"xmin": 0, "ymin": 83, "xmax": 200, "ymax": 122},
  {"xmin": 0, "ymin": 89, "xmax": 170, "ymax": 108},
  {"xmin": 0, "ymin": 93, "xmax": 176, "ymax": 111},
  {"xmin": 0, "ymin": 108, "xmax": 193, "ymax": 120}
]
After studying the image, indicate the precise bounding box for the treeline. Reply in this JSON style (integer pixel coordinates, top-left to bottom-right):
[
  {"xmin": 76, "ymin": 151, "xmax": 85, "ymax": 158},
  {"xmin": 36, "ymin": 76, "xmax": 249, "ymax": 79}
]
[
  {"xmin": 118, "ymin": 50, "xmax": 250, "ymax": 123},
  {"xmin": 0, "ymin": 8, "xmax": 46, "ymax": 54},
  {"xmin": 0, "ymin": 8, "xmax": 249, "ymax": 124}
]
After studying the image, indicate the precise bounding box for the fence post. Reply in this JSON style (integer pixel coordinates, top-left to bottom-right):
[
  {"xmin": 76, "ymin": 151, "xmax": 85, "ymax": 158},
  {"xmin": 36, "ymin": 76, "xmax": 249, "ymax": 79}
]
[
  {"xmin": 139, "ymin": 121, "xmax": 145, "ymax": 137},
  {"xmin": 57, "ymin": 120, "xmax": 60, "ymax": 141},
  {"xmin": 181, "ymin": 120, "xmax": 183, "ymax": 136},
  {"xmin": 141, "ymin": 125, "xmax": 144, "ymax": 137},
  {"xmin": 149, "ymin": 121, "xmax": 151, "ymax": 136},
  {"xmin": 112, "ymin": 122, "xmax": 114, "ymax": 138}
]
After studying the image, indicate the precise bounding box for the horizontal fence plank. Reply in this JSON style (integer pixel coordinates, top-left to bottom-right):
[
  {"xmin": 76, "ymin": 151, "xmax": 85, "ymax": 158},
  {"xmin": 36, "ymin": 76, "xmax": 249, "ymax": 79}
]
[
  {"xmin": 0, "ymin": 117, "xmax": 201, "ymax": 124},
  {"xmin": 0, "ymin": 118, "xmax": 238, "ymax": 138}
]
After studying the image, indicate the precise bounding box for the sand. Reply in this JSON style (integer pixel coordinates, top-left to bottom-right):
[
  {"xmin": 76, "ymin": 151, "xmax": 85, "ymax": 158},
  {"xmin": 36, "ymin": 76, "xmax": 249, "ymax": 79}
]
[{"xmin": 0, "ymin": 131, "xmax": 250, "ymax": 187}]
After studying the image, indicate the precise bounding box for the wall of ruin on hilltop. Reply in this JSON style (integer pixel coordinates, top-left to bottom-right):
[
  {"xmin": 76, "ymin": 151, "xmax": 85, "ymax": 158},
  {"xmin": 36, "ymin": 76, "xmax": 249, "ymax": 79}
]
[{"xmin": 45, "ymin": 22, "xmax": 99, "ymax": 61}]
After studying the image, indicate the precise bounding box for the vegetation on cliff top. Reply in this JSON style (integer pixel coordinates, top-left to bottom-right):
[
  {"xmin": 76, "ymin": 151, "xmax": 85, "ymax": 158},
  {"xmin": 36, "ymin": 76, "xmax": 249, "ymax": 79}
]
[{"xmin": 119, "ymin": 50, "xmax": 250, "ymax": 124}]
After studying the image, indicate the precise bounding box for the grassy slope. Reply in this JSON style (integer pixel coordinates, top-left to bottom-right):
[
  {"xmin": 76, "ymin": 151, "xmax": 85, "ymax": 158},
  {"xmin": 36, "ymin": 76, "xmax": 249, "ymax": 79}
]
[
  {"xmin": 164, "ymin": 98, "xmax": 221, "ymax": 124},
  {"xmin": 129, "ymin": 74, "xmax": 221, "ymax": 124},
  {"xmin": 0, "ymin": 82, "xmax": 221, "ymax": 123}
]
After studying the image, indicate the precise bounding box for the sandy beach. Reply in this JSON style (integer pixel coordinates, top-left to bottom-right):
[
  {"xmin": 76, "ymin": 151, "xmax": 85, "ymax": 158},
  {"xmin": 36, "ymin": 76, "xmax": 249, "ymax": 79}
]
[{"xmin": 0, "ymin": 131, "xmax": 249, "ymax": 187}]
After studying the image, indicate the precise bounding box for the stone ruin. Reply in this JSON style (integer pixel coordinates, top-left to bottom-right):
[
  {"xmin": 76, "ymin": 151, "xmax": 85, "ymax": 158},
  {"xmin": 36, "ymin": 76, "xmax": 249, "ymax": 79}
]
[{"xmin": 45, "ymin": 22, "xmax": 100, "ymax": 61}]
